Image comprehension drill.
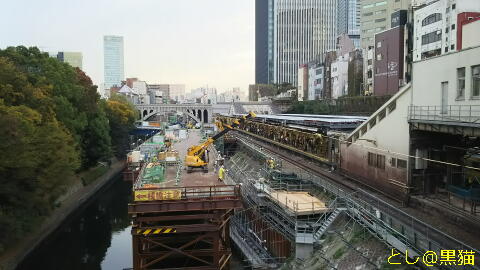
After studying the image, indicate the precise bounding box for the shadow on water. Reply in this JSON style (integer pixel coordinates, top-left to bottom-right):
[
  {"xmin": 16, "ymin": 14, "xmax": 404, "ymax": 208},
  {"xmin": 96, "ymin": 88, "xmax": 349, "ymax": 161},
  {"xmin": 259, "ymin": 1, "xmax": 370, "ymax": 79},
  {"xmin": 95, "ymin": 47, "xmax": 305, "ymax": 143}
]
[
  {"xmin": 17, "ymin": 175, "xmax": 132, "ymax": 270},
  {"xmin": 17, "ymin": 175, "xmax": 249, "ymax": 270}
]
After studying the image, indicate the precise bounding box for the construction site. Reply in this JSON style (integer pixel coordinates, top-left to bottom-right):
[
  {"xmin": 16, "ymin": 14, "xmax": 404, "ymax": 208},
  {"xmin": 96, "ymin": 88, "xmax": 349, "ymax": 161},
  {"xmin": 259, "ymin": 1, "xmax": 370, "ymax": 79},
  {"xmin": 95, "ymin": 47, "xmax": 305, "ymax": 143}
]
[{"xmin": 124, "ymin": 111, "xmax": 480, "ymax": 270}]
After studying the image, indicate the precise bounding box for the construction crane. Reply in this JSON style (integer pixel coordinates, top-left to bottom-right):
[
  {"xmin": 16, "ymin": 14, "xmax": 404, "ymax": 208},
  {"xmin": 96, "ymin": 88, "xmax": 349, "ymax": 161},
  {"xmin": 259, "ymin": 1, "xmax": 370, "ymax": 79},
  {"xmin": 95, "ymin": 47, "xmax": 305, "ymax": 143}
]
[{"xmin": 185, "ymin": 112, "xmax": 256, "ymax": 173}]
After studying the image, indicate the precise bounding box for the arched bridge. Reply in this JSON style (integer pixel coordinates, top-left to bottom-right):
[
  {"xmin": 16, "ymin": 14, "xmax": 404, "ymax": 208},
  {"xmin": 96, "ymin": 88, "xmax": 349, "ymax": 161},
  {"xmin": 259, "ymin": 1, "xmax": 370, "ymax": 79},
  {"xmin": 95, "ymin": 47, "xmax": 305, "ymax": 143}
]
[{"xmin": 136, "ymin": 104, "xmax": 213, "ymax": 123}]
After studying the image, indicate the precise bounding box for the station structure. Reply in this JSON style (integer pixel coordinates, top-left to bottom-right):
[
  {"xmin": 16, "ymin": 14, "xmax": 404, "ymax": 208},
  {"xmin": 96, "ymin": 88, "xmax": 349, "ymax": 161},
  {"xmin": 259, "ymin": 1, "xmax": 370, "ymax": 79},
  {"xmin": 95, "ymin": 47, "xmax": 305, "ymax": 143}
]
[{"xmin": 124, "ymin": 106, "xmax": 480, "ymax": 269}]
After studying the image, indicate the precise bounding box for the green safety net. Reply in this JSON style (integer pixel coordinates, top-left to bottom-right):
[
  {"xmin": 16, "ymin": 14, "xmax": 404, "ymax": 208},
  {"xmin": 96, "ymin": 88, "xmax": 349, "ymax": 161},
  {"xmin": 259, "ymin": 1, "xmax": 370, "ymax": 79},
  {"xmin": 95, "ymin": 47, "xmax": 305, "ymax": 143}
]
[{"xmin": 142, "ymin": 164, "xmax": 166, "ymax": 183}]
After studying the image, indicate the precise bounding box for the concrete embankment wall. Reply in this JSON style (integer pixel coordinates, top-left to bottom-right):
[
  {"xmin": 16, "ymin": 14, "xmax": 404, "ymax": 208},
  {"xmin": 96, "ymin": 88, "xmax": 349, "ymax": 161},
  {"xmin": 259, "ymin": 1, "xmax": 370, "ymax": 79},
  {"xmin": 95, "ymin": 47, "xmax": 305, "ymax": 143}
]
[{"xmin": 0, "ymin": 160, "xmax": 126, "ymax": 270}]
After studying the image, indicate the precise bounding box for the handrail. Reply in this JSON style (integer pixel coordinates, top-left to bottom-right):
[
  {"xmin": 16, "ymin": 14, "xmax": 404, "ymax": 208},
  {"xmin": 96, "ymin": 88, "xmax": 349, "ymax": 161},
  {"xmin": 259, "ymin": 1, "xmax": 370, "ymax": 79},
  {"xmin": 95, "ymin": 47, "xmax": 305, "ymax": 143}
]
[{"xmin": 409, "ymin": 105, "xmax": 480, "ymax": 124}]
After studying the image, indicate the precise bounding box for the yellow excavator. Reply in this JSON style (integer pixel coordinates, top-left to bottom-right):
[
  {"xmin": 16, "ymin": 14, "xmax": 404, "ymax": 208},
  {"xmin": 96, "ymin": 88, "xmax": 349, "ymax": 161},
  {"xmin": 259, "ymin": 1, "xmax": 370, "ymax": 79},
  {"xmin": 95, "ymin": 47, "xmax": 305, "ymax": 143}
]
[{"xmin": 185, "ymin": 112, "xmax": 256, "ymax": 173}]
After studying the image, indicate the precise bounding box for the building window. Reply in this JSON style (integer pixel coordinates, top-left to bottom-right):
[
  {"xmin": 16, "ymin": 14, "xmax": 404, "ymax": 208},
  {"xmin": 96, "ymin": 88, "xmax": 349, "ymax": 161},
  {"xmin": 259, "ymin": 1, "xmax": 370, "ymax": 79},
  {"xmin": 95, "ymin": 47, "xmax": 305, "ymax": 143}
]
[
  {"xmin": 397, "ymin": 159, "xmax": 407, "ymax": 169},
  {"xmin": 369, "ymin": 118, "xmax": 376, "ymax": 128},
  {"xmin": 368, "ymin": 152, "xmax": 385, "ymax": 170},
  {"xmin": 375, "ymin": 1, "xmax": 387, "ymax": 7},
  {"xmin": 375, "ymin": 18, "xmax": 386, "ymax": 23},
  {"xmin": 391, "ymin": 158, "xmax": 397, "ymax": 167},
  {"xmin": 388, "ymin": 100, "xmax": 396, "ymax": 113},
  {"xmin": 377, "ymin": 54, "xmax": 383, "ymax": 61},
  {"xmin": 473, "ymin": 65, "xmax": 480, "ymax": 97},
  {"xmin": 368, "ymin": 152, "xmax": 376, "ymax": 166},
  {"xmin": 452, "ymin": 4, "xmax": 456, "ymax": 9},
  {"xmin": 422, "ymin": 13, "xmax": 442, "ymax": 26},
  {"xmin": 446, "ymin": 27, "xmax": 449, "ymax": 33},
  {"xmin": 445, "ymin": 47, "xmax": 449, "ymax": 53},
  {"xmin": 377, "ymin": 41, "xmax": 382, "ymax": 48},
  {"xmin": 446, "ymin": 7, "xmax": 450, "ymax": 13},
  {"xmin": 451, "ymin": 44, "xmax": 455, "ymax": 50},
  {"xmin": 457, "ymin": 67, "xmax": 465, "ymax": 98},
  {"xmin": 422, "ymin": 31, "xmax": 442, "ymax": 45},
  {"xmin": 452, "ymin": 24, "xmax": 456, "ymax": 30},
  {"xmin": 376, "ymin": 154, "xmax": 385, "ymax": 170}
]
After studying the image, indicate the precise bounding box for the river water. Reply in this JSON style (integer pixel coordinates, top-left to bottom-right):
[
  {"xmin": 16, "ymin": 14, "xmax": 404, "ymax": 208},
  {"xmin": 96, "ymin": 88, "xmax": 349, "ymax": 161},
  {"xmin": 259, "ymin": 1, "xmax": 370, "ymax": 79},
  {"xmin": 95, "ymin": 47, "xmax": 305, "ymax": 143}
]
[{"xmin": 17, "ymin": 176, "xmax": 246, "ymax": 270}]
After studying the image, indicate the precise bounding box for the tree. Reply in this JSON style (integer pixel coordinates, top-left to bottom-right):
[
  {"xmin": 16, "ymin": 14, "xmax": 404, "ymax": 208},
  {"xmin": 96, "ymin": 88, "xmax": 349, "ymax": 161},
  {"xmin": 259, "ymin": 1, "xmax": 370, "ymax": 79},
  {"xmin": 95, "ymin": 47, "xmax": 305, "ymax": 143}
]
[
  {"xmin": 0, "ymin": 46, "xmax": 112, "ymax": 168},
  {"xmin": 0, "ymin": 101, "xmax": 79, "ymax": 250},
  {"xmin": 103, "ymin": 94, "xmax": 137, "ymax": 157}
]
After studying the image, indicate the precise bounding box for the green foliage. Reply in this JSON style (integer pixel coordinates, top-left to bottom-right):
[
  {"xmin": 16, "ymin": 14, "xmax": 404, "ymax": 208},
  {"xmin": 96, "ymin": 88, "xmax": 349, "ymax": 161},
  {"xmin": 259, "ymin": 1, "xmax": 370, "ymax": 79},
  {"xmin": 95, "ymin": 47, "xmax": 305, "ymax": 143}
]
[
  {"xmin": 287, "ymin": 95, "xmax": 392, "ymax": 115},
  {"xmin": 0, "ymin": 46, "xmax": 112, "ymax": 167},
  {"xmin": 0, "ymin": 46, "xmax": 131, "ymax": 250},
  {"xmin": 103, "ymin": 94, "xmax": 137, "ymax": 157},
  {"xmin": 333, "ymin": 247, "xmax": 346, "ymax": 259}
]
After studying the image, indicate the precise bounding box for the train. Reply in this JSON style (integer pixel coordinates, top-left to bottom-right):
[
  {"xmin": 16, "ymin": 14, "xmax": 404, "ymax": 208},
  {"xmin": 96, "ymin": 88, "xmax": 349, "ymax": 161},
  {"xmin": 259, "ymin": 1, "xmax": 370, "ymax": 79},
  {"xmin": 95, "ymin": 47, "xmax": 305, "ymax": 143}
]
[{"xmin": 216, "ymin": 113, "xmax": 409, "ymax": 202}]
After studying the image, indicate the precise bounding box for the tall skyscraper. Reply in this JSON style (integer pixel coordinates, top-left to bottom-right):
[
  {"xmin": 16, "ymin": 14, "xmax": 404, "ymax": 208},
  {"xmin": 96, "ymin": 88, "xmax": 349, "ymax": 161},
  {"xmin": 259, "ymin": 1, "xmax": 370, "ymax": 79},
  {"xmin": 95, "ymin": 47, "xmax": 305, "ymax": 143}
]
[
  {"xmin": 255, "ymin": 0, "xmax": 338, "ymax": 86},
  {"xmin": 255, "ymin": 0, "xmax": 275, "ymax": 84},
  {"xmin": 103, "ymin": 35, "xmax": 124, "ymax": 91},
  {"xmin": 275, "ymin": 0, "xmax": 338, "ymax": 86},
  {"xmin": 56, "ymin": 52, "xmax": 83, "ymax": 69},
  {"xmin": 337, "ymin": 0, "xmax": 361, "ymax": 48}
]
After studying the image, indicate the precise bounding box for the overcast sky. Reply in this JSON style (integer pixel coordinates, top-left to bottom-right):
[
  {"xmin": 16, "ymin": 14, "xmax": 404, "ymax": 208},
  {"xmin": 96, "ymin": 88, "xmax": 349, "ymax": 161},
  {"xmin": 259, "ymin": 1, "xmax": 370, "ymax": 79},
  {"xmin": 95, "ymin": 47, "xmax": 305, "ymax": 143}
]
[{"xmin": 0, "ymin": 0, "xmax": 255, "ymax": 94}]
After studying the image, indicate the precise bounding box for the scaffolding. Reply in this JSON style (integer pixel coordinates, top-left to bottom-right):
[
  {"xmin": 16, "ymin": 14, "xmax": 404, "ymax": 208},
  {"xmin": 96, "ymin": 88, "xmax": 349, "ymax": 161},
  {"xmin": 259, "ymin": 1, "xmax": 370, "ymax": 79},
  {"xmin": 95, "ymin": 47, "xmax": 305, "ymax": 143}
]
[
  {"xmin": 224, "ymin": 142, "xmax": 333, "ymax": 263},
  {"xmin": 227, "ymin": 137, "xmax": 480, "ymax": 270}
]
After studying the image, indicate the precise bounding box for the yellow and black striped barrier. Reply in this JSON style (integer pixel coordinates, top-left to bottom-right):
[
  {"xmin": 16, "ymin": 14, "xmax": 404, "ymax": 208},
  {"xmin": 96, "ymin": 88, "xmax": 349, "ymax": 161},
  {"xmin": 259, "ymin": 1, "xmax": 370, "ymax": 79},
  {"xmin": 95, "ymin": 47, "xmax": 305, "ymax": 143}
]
[{"xmin": 135, "ymin": 228, "xmax": 177, "ymax": 235}]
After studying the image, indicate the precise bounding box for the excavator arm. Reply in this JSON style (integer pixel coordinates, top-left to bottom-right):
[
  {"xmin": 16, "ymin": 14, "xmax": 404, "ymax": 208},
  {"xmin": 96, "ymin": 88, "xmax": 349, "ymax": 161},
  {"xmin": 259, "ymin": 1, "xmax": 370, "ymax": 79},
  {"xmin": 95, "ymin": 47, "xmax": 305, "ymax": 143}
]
[{"xmin": 184, "ymin": 112, "xmax": 256, "ymax": 172}]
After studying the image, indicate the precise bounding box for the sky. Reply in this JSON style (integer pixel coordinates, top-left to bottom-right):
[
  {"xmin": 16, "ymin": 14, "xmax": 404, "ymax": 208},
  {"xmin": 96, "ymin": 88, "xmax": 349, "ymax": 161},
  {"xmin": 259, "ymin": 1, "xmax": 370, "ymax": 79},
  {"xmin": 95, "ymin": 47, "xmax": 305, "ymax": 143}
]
[{"xmin": 0, "ymin": 0, "xmax": 255, "ymax": 94}]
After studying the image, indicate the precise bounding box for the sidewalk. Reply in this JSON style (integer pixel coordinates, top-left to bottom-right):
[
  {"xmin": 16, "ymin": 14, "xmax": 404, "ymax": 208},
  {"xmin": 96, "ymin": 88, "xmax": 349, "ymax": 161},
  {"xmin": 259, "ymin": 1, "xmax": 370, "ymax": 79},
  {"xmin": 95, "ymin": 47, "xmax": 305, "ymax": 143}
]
[{"xmin": 0, "ymin": 159, "xmax": 126, "ymax": 270}]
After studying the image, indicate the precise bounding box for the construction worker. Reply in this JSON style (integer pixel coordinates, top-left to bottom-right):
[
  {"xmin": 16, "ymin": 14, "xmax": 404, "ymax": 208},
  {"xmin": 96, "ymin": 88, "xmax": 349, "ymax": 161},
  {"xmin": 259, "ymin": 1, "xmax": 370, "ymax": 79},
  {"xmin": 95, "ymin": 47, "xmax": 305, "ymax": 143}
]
[{"xmin": 218, "ymin": 165, "xmax": 225, "ymax": 182}]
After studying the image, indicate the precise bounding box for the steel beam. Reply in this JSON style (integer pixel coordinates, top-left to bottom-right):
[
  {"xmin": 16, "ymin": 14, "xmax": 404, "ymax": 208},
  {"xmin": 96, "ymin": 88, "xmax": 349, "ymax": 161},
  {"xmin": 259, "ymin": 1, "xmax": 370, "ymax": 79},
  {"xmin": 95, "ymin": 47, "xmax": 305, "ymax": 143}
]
[{"xmin": 128, "ymin": 199, "xmax": 242, "ymax": 214}]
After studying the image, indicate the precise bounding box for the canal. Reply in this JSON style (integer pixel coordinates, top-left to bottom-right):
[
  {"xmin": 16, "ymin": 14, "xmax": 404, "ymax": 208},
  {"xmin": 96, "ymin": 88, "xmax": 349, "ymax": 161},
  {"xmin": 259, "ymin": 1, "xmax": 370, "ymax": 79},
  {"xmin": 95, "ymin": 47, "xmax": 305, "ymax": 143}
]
[{"xmin": 17, "ymin": 175, "xmax": 246, "ymax": 270}]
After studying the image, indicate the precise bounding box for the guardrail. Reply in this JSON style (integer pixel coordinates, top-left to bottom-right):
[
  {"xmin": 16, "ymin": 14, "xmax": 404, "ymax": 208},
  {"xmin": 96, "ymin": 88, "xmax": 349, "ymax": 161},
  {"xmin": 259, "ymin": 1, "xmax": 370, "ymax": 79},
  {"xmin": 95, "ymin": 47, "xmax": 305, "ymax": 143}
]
[
  {"xmin": 133, "ymin": 185, "xmax": 240, "ymax": 201},
  {"xmin": 409, "ymin": 105, "xmax": 480, "ymax": 124}
]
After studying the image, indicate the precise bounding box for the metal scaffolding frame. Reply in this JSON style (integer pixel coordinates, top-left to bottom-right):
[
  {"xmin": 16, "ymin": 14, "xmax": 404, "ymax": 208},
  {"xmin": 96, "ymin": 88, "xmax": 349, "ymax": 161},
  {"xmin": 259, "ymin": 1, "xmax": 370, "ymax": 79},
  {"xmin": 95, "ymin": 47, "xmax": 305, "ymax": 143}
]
[{"xmin": 228, "ymin": 137, "xmax": 480, "ymax": 270}]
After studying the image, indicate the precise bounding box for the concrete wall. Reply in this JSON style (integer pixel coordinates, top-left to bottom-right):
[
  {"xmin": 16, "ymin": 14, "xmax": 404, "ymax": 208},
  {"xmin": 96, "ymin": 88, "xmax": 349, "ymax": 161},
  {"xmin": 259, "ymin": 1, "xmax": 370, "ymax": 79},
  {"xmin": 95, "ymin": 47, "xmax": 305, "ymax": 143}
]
[
  {"xmin": 462, "ymin": 19, "xmax": 480, "ymax": 49},
  {"xmin": 341, "ymin": 85, "xmax": 411, "ymax": 198},
  {"xmin": 411, "ymin": 45, "xmax": 480, "ymax": 105}
]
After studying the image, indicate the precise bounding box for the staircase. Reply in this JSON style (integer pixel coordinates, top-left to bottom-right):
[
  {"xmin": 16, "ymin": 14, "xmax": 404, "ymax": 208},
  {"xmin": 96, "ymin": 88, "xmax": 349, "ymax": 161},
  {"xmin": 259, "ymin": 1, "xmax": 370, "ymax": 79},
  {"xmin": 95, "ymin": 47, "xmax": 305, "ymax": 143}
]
[{"xmin": 314, "ymin": 208, "xmax": 344, "ymax": 240}]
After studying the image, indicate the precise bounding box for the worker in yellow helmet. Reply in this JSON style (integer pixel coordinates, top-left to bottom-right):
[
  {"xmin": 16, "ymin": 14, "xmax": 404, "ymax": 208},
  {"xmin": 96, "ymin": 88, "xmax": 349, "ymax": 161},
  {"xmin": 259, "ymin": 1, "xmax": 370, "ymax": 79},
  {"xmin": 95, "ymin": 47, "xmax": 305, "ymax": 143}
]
[{"xmin": 218, "ymin": 165, "xmax": 225, "ymax": 182}]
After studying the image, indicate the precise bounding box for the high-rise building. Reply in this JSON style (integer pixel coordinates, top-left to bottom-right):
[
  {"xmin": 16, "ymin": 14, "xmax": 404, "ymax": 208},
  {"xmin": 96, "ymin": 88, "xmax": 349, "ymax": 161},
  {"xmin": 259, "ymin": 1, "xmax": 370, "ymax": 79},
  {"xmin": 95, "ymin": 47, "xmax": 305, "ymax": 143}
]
[
  {"xmin": 255, "ymin": 0, "xmax": 275, "ymax": 84},
  {"xmin": 274, "ymin": 0, "xmax": 338, "ymax": 86},
  {"xmin": 56, "ymin": 52, "xmax": 83, "ymax": 69},
  {"xmin": 360, "ymin": 0, "xmax": 410, "ymax": 49},
  {"xmin": 103, "ymin": 35, "xmax": 124, "ymax": 92},
  {"xmin": 337, "ymin": 0, "xmax": 361, "ymax": 48}
]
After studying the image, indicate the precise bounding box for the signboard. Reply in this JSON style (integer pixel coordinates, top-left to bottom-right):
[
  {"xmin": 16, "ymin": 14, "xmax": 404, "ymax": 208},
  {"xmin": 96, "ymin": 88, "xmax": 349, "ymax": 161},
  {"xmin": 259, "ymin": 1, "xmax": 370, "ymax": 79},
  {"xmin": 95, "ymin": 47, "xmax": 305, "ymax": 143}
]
[{"xmin": 134, "ymin": 189, "xmax": 182, "ymax": 201}]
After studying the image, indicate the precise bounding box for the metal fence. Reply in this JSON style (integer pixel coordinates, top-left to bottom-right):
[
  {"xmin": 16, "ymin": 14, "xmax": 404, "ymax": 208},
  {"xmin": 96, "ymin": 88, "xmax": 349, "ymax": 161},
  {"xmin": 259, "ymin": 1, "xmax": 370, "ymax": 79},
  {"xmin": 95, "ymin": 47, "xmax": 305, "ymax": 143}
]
[{"xmin": 409, "ymin": 105, "xmax": 480, "ymax": 124}]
